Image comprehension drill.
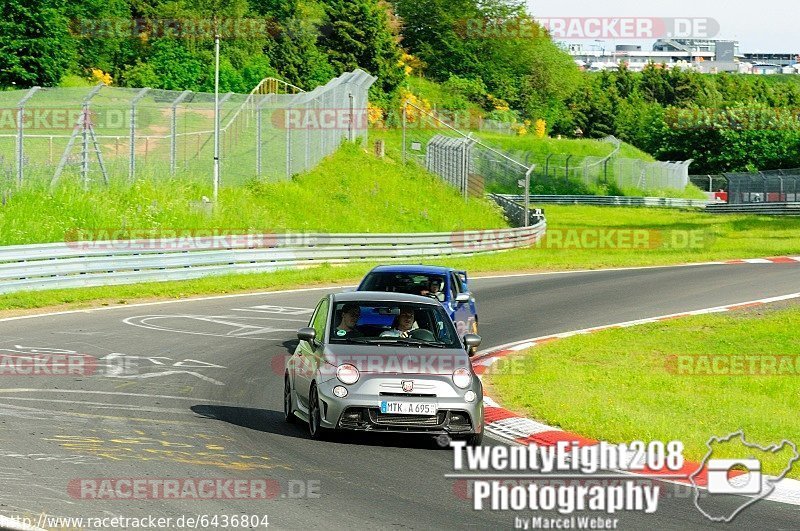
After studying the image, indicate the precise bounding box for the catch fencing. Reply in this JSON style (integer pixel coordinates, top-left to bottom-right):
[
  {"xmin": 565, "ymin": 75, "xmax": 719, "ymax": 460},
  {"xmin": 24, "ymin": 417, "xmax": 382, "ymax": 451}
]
[
  {"xmin": 724, "ymin": 169, "xmax": 800, "ymax": 204},
  {"xmin": 0, "ymin": 222, "xmax": 546, "ymax": 295},
  {"xmin": 0, "ymin": 69, "xmax": 375, "ymax": 192},
  {"xmin": 401, "ymin": 104, "xmax": 692, "ymax": 194}
]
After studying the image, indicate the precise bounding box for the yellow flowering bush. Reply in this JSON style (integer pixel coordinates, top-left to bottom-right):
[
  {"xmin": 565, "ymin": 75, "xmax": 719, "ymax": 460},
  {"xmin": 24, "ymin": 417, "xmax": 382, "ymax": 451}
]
[
  {"xmin": 399, "ymin": 89, "xmax": 432, "ymax": 123},
  {"xmin": 90, "ymin": 69, "xmax": 113, "ymax": 85},
  {"xmin": 368, "ymin": 103, "xmax": 385, "ymax": 126},
  {"xmin": 535, "ymin": 118, "xmax": 546, "ymax": 138}
]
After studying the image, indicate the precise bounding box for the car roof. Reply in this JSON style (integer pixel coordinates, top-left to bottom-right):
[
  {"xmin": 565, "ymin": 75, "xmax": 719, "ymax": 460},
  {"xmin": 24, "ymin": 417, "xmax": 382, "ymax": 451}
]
[
  {"xmin": 332, "ymin": 291, "xmax": 441, "ymax": 305},
  {"xmin": 367, "ymin": 265, "xmax": 453, "ymax": 275}
]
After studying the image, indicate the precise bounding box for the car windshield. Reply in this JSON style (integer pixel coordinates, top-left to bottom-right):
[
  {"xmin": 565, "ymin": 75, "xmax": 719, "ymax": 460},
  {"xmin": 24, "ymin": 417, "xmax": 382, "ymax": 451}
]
[
  {"xmin": 329, "ymin": 301, "xmax": 461, "ymax": 348},
  {"xmin": 360, "ymin": 272, "xmax": 446, "ymax": 301}
]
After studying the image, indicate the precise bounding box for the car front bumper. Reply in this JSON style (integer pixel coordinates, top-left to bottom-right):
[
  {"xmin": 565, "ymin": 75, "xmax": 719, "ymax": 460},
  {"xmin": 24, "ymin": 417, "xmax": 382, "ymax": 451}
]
[{"xmin": 315, "ymin": 374, "xmax": 483, "ymax": 435}]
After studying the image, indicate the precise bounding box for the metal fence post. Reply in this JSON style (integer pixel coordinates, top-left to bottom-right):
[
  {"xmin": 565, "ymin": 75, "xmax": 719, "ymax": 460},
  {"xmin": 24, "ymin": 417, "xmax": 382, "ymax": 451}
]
[
  {"xmin": 286, "ymin": 105, "xmax": 293, "ymax": 179},
  {"xmin": 524, "ymin": 165, "xmax": 535, "ymax": 226},
  {"xmin": 348, "ymin": 92, "xmax": 355, "ymax": 142},
  {"xmin": 565, "ymin": 154, "xmax": 572, "ymax": 181},
  {"xmin": 305, "ymin": 101, "xmax": 312, "ymax": 171},
  {"xmin": 129, "ymin": 88, "xmax": 150, "ymax": 181},
  {"xmin": 402, "ymin": 101, "xmax": 408, "ymax": 164},
  {"xmin": 16, "ymin": 87, "xmax": 40, "ymax": 188},
  {"xmin": 170, "ymin": 90, "xmax": 191, "ymax": 175},
  {"xmin": 256, "ymin": 98, "xmax": 263, "ymax": 177}
]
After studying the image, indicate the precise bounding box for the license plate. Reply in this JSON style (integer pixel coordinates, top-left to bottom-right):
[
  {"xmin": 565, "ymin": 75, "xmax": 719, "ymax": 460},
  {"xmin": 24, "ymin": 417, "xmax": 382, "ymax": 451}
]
[{"xmin": 379, "ymin": 401, "xmax": 437, "ymax": 415}]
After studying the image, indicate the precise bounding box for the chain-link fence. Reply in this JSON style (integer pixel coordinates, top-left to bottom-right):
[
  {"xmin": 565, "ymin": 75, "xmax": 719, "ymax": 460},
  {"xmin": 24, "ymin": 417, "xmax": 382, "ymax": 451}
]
[
  {"xmin": 401, "ymin": 103, "xmax": 692, "ymax": 195},
  {"xmin": 724, "ymin": 170, "xmax": 800, "ymax": 204},
  {"xmin": 402, "ymin": 102, "xmax": 534, "ymax": 202},
  {"xmin": 0, "ymin": 69, "xmax": 375, "ymax": 193}
]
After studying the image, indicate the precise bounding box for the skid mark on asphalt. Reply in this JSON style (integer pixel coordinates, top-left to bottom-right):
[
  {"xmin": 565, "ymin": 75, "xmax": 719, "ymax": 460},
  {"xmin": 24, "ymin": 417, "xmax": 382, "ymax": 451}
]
[
  {"xmin": 0, "ymin": 390, "xmax": 292, "ymax": 473},
  {"xmin": 42, "ymin": 428, "xmax": 289, "ymax": 472},
  {"xmin": 123, "ymin": 314, "xmax": 298, "ymax": 340}
]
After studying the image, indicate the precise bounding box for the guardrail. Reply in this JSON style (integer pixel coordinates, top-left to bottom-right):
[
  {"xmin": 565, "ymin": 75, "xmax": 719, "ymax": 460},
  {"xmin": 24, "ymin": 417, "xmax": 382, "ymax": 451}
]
[
  {"xmin": 0, "ymin": 223, "xmax": 547, "ymax": 295},
  {"xmin": 498, "ymin": 194, "xmax": 709, "ymax": 209},
  {"xmin": 705, "ymin": 202, "xmax": 800, "ymax": 215},
  {"xmin": 489, "ymin": 194, "xmax": 544, "ymax": 227}
]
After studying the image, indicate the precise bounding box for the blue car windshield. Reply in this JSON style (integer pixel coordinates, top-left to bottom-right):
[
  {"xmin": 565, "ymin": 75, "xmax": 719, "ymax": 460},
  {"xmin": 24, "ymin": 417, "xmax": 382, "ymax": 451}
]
[
  {"xmin": 329, "ymin": 301, "xmax": 461, "ymax": 348},
  {"xmin": 360, "ymin": 272, "xmax": 446, "ymax": 300}
]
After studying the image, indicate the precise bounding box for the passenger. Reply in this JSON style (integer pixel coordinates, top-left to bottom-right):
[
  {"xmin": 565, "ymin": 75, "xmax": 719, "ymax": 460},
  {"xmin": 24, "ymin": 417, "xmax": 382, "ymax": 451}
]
[{"xmin": 334, "ymin": 303, "xmax": 363, "ymax": 338}]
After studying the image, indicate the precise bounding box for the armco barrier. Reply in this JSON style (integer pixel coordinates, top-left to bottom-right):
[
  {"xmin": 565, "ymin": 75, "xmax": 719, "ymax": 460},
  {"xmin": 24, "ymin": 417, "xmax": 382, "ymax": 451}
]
[
  {"xmin": 499, "ymin": 194, "xmax": 709, "ymax": 209},
  {"xmin": 489, "ymin": 194, "xmax": 544, "ymax": 227},
  {"xmin": 0, "ymin": 222, "xmax": 546, "ymax": 295},
  {"xmin": 705, "ymin": 202, "xmax": 800, "ymax": 216}
]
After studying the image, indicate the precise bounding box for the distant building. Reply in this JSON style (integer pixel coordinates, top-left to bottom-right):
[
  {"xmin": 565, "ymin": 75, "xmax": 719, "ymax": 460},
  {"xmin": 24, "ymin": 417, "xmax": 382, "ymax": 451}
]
[{"xmin": 567, "ymin": 39, "xmax": 799, "ymax": 75}]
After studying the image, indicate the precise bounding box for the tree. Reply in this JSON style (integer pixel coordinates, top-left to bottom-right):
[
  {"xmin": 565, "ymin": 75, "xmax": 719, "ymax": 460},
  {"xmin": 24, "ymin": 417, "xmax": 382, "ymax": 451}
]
[
  {"xmin": 0, "ymin": 0, "xmax": 74, "ymax": 87},
  {"xmin": 319, "ymin": 0, "xmax": 404, "ymax": 97}
]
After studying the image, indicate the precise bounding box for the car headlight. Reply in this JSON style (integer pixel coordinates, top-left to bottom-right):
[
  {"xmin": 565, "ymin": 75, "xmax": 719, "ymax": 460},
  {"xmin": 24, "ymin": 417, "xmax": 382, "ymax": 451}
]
[
  {"xmin": 452, "ymin": 367, "xmax": 472, "ymax": 389},
  {"xmin": 336, "ymin": 364, "xmax": 359, "ymax": 385}
]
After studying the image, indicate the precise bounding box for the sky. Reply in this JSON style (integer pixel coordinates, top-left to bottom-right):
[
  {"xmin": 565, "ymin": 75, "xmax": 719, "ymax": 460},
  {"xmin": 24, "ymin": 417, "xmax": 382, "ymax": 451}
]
[{"xmin": 526, "ymin": 0, "xmax": 797, "ymax": 53}]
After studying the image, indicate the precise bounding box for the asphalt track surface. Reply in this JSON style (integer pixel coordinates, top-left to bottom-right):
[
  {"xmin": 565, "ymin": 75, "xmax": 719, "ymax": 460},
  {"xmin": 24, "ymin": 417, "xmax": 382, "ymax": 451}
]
[{"xmin": 0, "ymin": 262, "xmax": 798, "ymax": 530}]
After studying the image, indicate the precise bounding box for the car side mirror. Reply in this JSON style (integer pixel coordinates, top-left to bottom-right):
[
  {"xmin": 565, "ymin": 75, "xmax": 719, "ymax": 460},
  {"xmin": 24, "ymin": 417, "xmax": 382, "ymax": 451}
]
[
  {"xmin": 297, "ymin": 327, "xmax": 317, "ymax": 343},
  {"xmin": 455, "ymin": 292, "xmax": 471, "ymax": 304},
  {"xmin": 463, "ymin": 334, "xmax": 481, "ymax": 354}
]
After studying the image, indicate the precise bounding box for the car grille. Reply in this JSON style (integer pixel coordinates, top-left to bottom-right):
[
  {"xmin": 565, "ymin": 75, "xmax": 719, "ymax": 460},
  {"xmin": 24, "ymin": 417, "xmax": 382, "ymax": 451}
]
[
  {"xmin": 378, "ymin": 392, "xmax": 437, "ymax": 398},
  {"xmin": 337, "ymin": 407, "xmax": 473, "ymax": 433},
  {"xmin": 371, "ymin": 410, "xmax": 446, "ymax": 427}
]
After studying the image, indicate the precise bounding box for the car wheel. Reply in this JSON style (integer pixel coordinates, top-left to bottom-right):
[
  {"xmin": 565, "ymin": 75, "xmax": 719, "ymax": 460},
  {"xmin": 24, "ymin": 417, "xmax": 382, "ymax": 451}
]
[
  {"xmin": 308, "ymin": 384, "xmax": 327, "ymax": 440},
  {"xmin": 283, "ymin": 374, "xmax": 296, "ymax": 424},
  {"xmin": 466, "ymin": 430, "xmax": 484, "ymax": 447}
]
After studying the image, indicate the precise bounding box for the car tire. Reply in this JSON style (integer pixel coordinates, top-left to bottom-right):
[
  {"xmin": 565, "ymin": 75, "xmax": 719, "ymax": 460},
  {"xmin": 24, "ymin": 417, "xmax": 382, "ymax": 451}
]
[
  {"xmin": 284, "ymin": 374, "xmax": 297, "ymax": 424},
  {"xmin": 466, "ymin": 430, "xmax": 484, "ymax": 447},
  {"xmin": 308, "ymin": 384, "xmax": 327, "ymax": 440}
]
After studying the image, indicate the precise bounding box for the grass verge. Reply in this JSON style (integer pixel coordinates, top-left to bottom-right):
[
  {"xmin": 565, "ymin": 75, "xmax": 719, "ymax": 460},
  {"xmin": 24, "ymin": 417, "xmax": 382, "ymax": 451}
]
[
  {"xmin": 0, "ymin": 142, "xmax": 508, "ymax": 246},
  {"xmin": 2, "ymin": 204, "xmax": 800, "ymax": 315},
  {"xmin": 486, "ymin": 302, "xmax": 800, "ymax": 479}
]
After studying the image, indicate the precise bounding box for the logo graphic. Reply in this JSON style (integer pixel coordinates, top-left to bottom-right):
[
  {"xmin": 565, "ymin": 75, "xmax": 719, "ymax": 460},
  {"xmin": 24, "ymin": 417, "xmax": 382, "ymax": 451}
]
[
  {"xmin": 690, "ymin": 431, "xmax": 799, "ymax": 522},
  {"xmin": 402, "ymin": 380, "xmax": 414, "ymax": 393},
  {"xmin": 707, "ymin": 459, "xmax": 762, "ymax": 495}
]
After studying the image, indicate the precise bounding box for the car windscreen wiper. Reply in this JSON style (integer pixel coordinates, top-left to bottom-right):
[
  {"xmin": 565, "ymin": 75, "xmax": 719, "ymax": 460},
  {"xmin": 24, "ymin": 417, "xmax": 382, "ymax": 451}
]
[
  {"xmin": 387, "ymin": 338, "xmax": 448, "ymax": 348},
  {"xmin": 337, "ymin": 337, "xmax": 448, "ymax": 348}
]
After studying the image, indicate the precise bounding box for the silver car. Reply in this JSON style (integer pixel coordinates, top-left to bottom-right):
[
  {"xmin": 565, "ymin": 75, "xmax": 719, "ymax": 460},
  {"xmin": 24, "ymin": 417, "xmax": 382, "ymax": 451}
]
[{"xmin": 284, "ymin": 292, "xmax": 484, "ymax": 445}]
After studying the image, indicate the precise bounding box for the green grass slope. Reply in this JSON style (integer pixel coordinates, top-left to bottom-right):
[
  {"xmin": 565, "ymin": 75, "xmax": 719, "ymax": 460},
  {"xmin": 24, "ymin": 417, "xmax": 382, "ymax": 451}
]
[{"xmin": 0, "ymin": 142, "xmax": 508, "ymax": 246}]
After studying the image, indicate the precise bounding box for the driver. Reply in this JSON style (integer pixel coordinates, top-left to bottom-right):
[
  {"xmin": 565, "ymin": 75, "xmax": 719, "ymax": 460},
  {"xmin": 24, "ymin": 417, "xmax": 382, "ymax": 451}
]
[{"xmin": 380, "ymin": 306, "xmax": 417, "ymax": 338}]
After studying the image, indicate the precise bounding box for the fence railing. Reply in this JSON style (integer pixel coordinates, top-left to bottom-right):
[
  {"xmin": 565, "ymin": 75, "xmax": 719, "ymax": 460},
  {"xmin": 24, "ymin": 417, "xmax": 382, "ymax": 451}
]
[
  {"xmin": 0, "ymin": 222, "xmax": 547, "ymax": 295},
  {"xmin": 705, "ymin": 202, "xmax": 800, "ymax": 215},
  {"xmin": 489, "ymin": 194, "xmax": 545, "ymax": 227},
  {"xmin": 399, "ymin": 103, "xmax": 692, "ymax": 193},
  {"xmin": 499, "ymin": 194, "xmax": 709, "ymax": 209},
  {"xmin": 0, "ymin": 69, "xmax": 375, "ymax": 191}
]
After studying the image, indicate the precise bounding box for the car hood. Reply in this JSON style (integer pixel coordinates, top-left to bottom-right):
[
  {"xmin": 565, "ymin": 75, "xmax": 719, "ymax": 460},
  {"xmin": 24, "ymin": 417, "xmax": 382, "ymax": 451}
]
[{"xmin": 323, "ymin": 344, "xmax": 470, "ymax": 375}]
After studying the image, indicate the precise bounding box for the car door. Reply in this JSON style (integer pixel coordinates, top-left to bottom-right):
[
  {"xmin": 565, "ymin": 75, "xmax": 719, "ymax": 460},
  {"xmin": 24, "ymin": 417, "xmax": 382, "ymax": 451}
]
[
  {"xmin": 456, "ymin": 269, "xmax": 478, "ymax": 333},
  {"xmin": 449, "ymin": 272, "xmax": 474, "ymax": 338},
  {"xmin": 295, "ymin": 297, "xmax": 330, "ymax": 411}
]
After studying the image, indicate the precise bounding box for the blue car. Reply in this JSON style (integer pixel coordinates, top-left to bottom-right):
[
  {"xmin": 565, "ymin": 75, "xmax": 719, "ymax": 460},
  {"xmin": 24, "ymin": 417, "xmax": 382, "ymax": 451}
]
[{"xmin": 356, "ymin": 265, "xmax": 479, "ymax": 353}]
